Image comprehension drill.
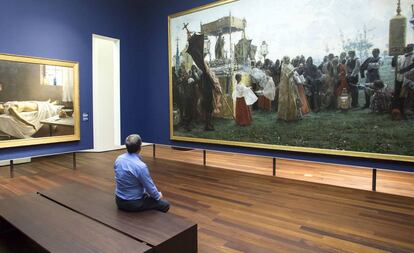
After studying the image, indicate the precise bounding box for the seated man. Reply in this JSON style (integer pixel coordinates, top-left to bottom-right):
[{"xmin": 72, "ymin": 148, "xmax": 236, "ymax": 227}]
[{"xmin": 114, "ymin": 134, "xmax": 170, "ymax": 213}]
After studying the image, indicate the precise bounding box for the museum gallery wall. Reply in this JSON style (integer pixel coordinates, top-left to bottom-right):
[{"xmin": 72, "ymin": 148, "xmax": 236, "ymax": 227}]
[
  {"xmin": 0, "ymin": 0, "xmax": 146, "ymax": 161},
  {"xmin": 1, "ymin": 0, "xmax": 413, "ymax": 172},
  {"xmin": 168, "ymin": 0, "xmax": 414, "ymax": 163}
]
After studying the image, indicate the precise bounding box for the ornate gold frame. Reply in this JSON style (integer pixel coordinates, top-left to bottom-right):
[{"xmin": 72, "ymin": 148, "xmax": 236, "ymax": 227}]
[
  {"xmin": 168, "ymin": 0, "xmax": 414, "ymax": 163},
  {"xmin": 0, "ymin": 53, "xmax": 80, "ymax": 149}
]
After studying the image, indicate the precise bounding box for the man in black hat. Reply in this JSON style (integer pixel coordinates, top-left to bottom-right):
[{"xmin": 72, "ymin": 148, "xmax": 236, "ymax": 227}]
[
  {"xmin": 346, "ymin": 51, "xmax": 361, "ymax": 107},
  {"xmin": 360, "ymin": 48, "xmax": 383, "ymax": 108}
]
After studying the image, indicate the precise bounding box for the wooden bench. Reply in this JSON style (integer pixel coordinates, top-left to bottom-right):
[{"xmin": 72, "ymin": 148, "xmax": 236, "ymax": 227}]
[
  {"xmin": 38, "ymin": 183, "xmax": 198, "ymax": 253},
  {"xmin": 0, "ymin": 219, "xmax": 46, "ymax": 253},
  {"xmin": 0, "ymin": 194, "xmax": 152, "ymax": 253}
]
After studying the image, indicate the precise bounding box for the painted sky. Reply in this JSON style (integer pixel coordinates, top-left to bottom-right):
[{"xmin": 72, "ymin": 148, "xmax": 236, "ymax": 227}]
[{"xmin": 171, "ymin": 0, "xmax": 414, "ymax": 63}]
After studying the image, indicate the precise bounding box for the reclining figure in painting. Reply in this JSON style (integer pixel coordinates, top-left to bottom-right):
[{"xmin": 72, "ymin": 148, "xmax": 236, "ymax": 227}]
[{"xmin": 0, "ymin": 100, "xmax": 61, "ymax": 138}]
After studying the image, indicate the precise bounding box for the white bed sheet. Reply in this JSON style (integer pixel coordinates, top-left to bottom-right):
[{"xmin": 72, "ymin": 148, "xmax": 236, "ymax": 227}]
[
  {"xmin": 0, "ymin": 102, "xmax": 62, "ymax": 139},
  {"xmin": 0, "ymin": 112, "xmax": 37, "ymax": 139}
]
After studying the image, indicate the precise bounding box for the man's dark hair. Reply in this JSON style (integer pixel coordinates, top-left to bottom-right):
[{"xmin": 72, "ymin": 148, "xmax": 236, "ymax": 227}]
[
  {"xmin": 235, "ymin": 73, "xmax": 242, "ymax": 82},
  {"xmin": 125, "ymin": 134, "xmax": 142, "ymax": 153},
  {"xmin": 373, "ymin": 80, "xmax": 385, "ymax": 90}
]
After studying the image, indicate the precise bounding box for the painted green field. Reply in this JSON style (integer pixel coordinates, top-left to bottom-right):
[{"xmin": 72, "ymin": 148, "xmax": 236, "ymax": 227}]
[
  {"xmin": 175, "ymin": 107, "xmax": 414, "ymax": 156},
  {"xmin": 174, "ymin": 64, "xmax": 413, "ymax": 156}
]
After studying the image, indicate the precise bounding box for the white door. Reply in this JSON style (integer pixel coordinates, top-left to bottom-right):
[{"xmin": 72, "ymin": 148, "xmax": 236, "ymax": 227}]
[{"xmin": 92, "ymin": 34, "xmax": 121, "ymax": 151}]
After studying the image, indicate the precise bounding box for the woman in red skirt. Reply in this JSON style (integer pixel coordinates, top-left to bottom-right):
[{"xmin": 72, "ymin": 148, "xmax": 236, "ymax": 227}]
[{"xmin": 232, "ymin": 74, "xmax": 258, "ymax": 126}]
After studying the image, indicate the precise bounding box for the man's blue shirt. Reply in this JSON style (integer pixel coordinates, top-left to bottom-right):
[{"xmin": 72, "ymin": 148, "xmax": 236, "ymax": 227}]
[{"xmin": 114, "ymin": 153, "xmax": 160, "ymax": 200}]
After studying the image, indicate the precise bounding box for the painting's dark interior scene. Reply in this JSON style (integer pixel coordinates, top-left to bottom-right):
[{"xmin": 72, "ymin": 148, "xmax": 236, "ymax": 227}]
[{"xmin": 0, "ymin": 60, "xmax": 75, "ymax": 140}]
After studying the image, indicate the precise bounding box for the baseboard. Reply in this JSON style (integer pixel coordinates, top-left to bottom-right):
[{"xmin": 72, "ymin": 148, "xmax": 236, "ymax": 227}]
[
  {"xmin": 171, "ymin": 146, "xmax": 194, "ymax": 151},
  {"xmin": 0, "ymin": 158, "xmax": 31, "ymax": 167},
  {"xmin": 82, "ymin": 145, "xmax": 126, "ymax": 153}
]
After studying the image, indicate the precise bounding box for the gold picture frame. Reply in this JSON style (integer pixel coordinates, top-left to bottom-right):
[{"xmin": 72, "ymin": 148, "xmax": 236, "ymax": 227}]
[
  {"xmin": 0, "ymin": 53, "xmax": 80, "ymax": 148},
  {"xmin": 168, "ymin": 0, "xmax": 414, "ymax": 163}
]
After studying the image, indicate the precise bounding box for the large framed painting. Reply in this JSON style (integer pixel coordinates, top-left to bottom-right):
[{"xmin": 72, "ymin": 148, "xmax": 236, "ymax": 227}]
[
  {"xmin": 169, "ymin": 0, "xmax": 414, "ymax": 162},
  {"xmin": 0, "ymin": 53, "xmax": 80, "ymax": 148}
]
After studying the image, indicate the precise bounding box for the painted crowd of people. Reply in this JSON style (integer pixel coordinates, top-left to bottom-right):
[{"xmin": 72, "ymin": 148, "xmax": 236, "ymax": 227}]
[
  {"xmin": 173, "ymin": 44, "xmax": 414, "ymax": 131},
  {"xmin": 257, "ymin": 50, "xmax": 385, "ymax": 119},
  {"xmin": 243, "ymin": 44, "xmax": 414, "ymax": 123}
]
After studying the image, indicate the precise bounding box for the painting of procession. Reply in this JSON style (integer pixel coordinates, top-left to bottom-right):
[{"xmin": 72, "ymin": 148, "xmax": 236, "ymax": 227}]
[{"xmin": 169, "ymin": 0, "xmax": 414, "ymax": 162}]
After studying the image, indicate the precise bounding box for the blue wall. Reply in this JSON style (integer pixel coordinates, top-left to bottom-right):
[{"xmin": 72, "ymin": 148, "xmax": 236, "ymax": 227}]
[
  {"xmin": 1, "ymin": 0, "xmax": 412, "ymax": 172},
  {"xmin": 0, "ymin": 0, "xmax": 146, "ymax": 160},
  {"xmin": 140, "ymin": 0, "xmax": 414, "ymax": 172}
]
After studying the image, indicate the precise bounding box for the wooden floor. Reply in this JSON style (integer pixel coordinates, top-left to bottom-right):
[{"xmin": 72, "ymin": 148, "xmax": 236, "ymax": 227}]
[
  {"xmin": 144, "ymin": 145, "xmax": 414, "ymax": 198},
  {"xmin": 0, "ymin": 148, "xmax": 414, "ymax": 253}
]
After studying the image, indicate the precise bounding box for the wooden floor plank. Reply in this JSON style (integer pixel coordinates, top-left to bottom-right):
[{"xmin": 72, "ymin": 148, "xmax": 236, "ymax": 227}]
[
  {"xmin": 0, "ymin": 149, "xmax": 413, "ymax": 253},
  {"xmin": 141, "ymin": 145, "xmax": 414, "ymax": 198}
]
